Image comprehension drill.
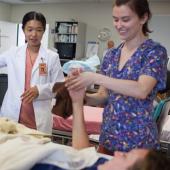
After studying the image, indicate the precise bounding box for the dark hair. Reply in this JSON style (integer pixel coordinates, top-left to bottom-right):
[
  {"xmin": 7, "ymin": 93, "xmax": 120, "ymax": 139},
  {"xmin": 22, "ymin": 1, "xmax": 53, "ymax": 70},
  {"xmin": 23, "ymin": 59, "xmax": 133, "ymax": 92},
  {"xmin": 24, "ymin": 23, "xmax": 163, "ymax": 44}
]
[
  {"xmin": 114, "ymin": 0, "xmax": 152, "ymax": 36},
  {"xmin": 129, "ymin": 150, "xmax": 170, "ymax": 170},
  {"xmin": 22, "ymin": 11, "xmax": 46, "ymax": 31}
]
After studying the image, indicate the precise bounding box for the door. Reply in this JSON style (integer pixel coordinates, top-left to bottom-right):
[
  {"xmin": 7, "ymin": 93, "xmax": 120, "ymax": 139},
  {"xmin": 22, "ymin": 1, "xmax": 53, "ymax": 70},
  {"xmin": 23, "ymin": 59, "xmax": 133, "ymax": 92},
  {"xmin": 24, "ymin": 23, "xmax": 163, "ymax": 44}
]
[{"xmin": 0, "ymin": 21, "xmax": 18, "ymax": 74}]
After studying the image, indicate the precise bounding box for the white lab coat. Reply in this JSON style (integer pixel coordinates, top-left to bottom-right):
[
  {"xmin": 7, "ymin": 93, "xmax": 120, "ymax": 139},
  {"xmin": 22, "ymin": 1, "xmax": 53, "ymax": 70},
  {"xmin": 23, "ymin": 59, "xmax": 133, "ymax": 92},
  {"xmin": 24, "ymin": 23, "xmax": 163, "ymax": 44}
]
[{"xmin": 0, "ymin": 44, "xmax": 64, "ymax": 134}]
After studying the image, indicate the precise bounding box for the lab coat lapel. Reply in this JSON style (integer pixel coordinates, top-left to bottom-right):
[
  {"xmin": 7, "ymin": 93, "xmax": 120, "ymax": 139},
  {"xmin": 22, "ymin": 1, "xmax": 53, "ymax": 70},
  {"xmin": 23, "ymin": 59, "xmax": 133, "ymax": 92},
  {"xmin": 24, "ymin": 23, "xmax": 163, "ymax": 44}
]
[
  {"xmin": 31, "ymin": 45, "xmax": 47, "ymax": 77},
  {"xmin": 17, "ymin": 44, "xmax": 27, "ymax": 92}
]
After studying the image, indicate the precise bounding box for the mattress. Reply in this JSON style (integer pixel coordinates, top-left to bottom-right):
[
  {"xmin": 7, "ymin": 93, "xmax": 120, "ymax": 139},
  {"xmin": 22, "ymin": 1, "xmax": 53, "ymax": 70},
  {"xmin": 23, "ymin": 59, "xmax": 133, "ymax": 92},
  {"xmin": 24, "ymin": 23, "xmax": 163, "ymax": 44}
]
[{"xmin": 53, "ymin": 106, "xmax": 103, "ymax": 134}]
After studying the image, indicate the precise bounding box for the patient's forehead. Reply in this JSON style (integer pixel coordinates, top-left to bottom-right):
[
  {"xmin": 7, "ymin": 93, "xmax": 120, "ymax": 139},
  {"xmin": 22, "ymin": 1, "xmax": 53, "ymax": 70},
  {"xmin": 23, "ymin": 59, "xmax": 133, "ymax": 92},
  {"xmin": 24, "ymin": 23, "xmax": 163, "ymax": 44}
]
[
  {"xmin": 130, "ymin": 148, "xmax": 149, "ymax": 155},
  {"xmin": 127, "ymin": 149, "xmax": 149, "ymax": 162},
  {"xmin": 98, "ymin": 149, "xmax": 149, "ymax": 170},
  {"xmin": 115, "ymin": 149, "xmax": 149, "ymax": 166}
]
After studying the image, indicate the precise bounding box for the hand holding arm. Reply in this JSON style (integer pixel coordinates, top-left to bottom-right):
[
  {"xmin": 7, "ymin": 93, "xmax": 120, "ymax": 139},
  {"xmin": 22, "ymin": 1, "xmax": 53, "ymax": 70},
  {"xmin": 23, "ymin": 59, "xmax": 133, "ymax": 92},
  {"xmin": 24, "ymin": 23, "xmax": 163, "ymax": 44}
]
[
  {"xmin": 67, "ymin": 71, "xmax": 108, "ymax": 106},
  {"xmin": 66, "ymin": 71, "xmax": 95, "ymax": 90}
]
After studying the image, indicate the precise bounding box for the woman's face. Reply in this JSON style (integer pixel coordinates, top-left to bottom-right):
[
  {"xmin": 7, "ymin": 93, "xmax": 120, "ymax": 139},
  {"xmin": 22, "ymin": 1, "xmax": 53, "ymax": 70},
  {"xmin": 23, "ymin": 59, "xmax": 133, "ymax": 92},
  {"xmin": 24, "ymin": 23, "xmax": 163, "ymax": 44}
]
[
  {"xmin": 98, "ymin": 149, "xmax": 148, "ymax": 170},
  {"xmin": 112, "ymin": 5, "xmax": 147, "ymax": 42},
  {"xmin": 23, "ymin": 20, "xmax": 44, "ymax": 47}
]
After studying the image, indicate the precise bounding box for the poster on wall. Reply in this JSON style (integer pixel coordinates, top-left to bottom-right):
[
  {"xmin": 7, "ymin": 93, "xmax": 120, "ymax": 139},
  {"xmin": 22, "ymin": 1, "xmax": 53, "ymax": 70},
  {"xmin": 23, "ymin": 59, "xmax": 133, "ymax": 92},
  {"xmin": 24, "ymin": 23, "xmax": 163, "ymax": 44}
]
[{"xmin": 86, "ymin": 41, "xmax": 99, "ymax": 58}]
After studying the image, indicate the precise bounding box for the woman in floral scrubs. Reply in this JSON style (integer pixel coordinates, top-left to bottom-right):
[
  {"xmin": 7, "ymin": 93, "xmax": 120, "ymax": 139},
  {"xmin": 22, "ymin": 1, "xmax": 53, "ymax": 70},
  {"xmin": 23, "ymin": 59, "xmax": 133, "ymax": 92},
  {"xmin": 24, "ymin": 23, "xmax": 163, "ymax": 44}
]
[
  {"xmin": 66, "ymin": 0, "xmax": 167, "ymax": 154},
  {"xmin": 99, "ymin": 39, "xmax": 167, "ymax": 153}
]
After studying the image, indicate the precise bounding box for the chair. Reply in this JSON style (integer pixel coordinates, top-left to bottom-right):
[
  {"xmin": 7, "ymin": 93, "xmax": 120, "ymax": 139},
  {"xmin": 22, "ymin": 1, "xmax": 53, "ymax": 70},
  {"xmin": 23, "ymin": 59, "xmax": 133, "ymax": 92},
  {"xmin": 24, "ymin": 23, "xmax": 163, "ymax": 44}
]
[
  {"xmin": 152, "ymin": 97, "xmax": 170, "ymax": 121},
  {"xmin": 155, "ymin": 98, "xmax": 170, "ymax": 156},
  {"xmin": 0, "ymin": 74, "xmax": 8, "ymax": 106}
]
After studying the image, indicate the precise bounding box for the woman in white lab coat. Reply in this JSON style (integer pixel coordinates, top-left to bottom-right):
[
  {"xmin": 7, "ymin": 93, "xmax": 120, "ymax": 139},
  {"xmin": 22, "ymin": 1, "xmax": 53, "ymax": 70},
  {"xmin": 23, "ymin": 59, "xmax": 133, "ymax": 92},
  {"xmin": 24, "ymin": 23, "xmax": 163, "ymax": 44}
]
[{"xmin": 0, "ymin": 11, "xmax": 64, "ymax": 134}]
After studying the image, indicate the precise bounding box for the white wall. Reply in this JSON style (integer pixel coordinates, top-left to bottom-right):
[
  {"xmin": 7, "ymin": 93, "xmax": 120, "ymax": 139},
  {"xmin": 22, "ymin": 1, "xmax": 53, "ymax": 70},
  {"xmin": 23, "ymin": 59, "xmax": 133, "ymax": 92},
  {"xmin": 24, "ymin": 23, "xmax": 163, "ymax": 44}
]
[
  {"xmin": 0, "ymin": 21, "xmax": 18, "ymax": 74},
  {"xmin": 150, "ymin": 15, "xmax": 170, "ymax": 56},
  {"xmin": 2, "ymin": 1, "xmax": 170, "ymax": 59},
  {"xmin": 0, "ymin": 2, "xmax": 11, "ymax": 21}
]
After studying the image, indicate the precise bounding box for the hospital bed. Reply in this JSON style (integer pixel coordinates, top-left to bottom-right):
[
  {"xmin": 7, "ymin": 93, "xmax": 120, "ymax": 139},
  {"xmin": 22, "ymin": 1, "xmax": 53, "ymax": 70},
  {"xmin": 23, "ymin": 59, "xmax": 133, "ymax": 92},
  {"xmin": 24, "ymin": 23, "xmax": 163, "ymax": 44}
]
[
  {"xmin": 52, "ymin": 96, "xmax": 170, "ymax": 157},
  {"xmin": 52, "ymin": 105, "xmax": 103, "ymax": 145}
]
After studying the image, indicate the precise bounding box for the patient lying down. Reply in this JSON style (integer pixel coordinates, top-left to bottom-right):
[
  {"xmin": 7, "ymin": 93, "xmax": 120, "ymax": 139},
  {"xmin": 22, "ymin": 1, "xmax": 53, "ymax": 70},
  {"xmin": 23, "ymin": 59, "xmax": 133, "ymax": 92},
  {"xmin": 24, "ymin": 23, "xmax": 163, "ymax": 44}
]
[
  {"xmin": 0, "ymin": 117, "xmax": 106, "ymax": 170},
  {"xmin": 68, "ymin": 84, "xmax": 170, "ymax": 170}
]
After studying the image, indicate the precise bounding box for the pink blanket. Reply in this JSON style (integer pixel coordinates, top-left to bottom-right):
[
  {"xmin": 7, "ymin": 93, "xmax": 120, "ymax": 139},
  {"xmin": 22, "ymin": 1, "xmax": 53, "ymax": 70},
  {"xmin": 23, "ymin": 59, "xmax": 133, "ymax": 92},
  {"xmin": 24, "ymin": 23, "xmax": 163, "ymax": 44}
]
[{"xmin": 53, "ymin": 106, "xmax": 103, "ymax": 134}]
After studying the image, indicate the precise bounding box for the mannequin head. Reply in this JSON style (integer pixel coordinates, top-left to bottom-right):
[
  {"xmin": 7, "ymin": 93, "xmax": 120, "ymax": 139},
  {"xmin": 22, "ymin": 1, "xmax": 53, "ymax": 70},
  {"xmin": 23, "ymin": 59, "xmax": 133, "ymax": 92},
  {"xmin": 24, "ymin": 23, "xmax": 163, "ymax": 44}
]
[{"xmin": 107, "ymin": 40, "xmax": 114, "ymax": 49}]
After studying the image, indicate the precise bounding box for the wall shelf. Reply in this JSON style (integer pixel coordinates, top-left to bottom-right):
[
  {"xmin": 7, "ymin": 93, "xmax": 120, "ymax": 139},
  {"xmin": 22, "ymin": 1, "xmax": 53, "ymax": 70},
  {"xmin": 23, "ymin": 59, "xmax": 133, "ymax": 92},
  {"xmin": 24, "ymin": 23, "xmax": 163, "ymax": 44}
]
[{"xmin": 54, "ymin": 21, "xmax": 86, "ymax": 65}]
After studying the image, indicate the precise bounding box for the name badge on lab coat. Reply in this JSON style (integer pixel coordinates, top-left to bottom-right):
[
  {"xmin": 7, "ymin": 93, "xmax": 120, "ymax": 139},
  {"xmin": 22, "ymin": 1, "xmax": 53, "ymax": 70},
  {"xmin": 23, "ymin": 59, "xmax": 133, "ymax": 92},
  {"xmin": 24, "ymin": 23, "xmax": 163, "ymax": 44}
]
[{"xmin": 39, "ymin": 63, "xmax": 47, "ymax": 76}]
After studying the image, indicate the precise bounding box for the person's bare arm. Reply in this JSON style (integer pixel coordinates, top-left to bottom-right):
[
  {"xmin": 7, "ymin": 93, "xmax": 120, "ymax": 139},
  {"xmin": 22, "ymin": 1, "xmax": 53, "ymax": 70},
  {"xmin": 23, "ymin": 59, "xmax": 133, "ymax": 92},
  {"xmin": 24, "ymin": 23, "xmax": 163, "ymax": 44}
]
[
  {"xmin": 85, "ymin": 86, "xmax": 108, "ymax": 106},
  {"xmin": 95, "ymin": 73, "xmax": 157, "ymax": 99},
  {"xmin": 66, "ymin": 72, "xmax": 157, "ymax": 99},
  {"xmin": 72, "ymin": 100, "xmax": 90, "ymax": 149}
]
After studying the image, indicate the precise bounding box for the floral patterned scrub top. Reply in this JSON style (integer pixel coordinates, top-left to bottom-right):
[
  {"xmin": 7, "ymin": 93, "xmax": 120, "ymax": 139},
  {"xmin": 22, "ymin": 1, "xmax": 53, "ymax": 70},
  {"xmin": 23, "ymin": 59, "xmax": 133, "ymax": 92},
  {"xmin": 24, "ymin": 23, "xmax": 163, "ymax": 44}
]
[{"xmin": 99, "ymin": 39, "xmax": 167, "ymax": 152}]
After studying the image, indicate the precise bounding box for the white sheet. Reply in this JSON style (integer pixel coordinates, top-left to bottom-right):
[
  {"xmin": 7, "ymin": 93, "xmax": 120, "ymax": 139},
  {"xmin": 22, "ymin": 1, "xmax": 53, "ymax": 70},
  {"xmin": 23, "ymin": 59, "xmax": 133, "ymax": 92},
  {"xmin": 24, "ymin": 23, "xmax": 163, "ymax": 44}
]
[
  {"xmin": 0, "ymin": 135, "xmax": 101, "ymax": 170},
  {"xmin": 0, "ymin": 117, "xmax": 108, "ymax": 170}
]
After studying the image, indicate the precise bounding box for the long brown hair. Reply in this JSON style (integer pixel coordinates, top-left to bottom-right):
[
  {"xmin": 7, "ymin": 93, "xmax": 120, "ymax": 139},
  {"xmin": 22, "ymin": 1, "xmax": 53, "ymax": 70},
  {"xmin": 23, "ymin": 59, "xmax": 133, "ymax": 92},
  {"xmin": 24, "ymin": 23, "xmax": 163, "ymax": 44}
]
[{"xmin": 129, "ymin": 150, "xmax": 170, "ymax": 170}]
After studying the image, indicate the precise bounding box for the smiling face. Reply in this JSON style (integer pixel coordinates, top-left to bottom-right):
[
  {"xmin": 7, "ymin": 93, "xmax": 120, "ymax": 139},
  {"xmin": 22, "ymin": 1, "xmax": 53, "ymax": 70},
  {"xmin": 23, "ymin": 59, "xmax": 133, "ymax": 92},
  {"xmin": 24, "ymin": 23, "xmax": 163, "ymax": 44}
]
[
  {"xmin": 98, "ymin": 149, "xmax": 149, "ymax": 170},
  {"xmin": 23, "ymin": 20, "xmax": 44, "ymax": 48},
  {"xmin": 112, "ymin": 5, "xmax": 147, "ymax": 42}
]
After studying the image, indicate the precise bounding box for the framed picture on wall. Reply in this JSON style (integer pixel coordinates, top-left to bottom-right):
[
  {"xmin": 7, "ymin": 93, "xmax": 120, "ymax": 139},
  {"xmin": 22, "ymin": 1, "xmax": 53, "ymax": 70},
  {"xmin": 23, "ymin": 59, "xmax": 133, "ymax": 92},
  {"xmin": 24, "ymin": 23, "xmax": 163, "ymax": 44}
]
[{"xmin": 86, "ymin": 41, "xmax": 99, "ymax": 58}]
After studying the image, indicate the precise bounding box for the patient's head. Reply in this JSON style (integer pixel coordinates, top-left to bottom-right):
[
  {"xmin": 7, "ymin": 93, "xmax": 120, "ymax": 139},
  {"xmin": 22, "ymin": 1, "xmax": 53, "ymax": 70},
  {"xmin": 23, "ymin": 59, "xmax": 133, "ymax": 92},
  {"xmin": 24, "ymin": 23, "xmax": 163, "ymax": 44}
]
[
  {"xmin": 98, "ymin": 149, "xmax": 170, "ymax": 170},
  {"xmin": 129, "ymin": 149, "xmax": 170, "ymax": 170},
  {"xmin": 98, "ymin": 149, "xmax": 148, "ymax": 170}
]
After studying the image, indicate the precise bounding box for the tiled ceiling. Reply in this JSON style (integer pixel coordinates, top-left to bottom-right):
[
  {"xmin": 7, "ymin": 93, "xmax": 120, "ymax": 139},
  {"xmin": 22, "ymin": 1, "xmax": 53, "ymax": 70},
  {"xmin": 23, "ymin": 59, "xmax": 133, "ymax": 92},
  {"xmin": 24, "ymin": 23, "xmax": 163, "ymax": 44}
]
[{"xmin": 0, "ymin": 0, "xmax": 169, "ymax": 4}]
